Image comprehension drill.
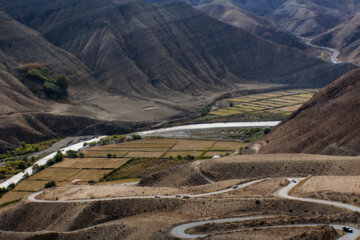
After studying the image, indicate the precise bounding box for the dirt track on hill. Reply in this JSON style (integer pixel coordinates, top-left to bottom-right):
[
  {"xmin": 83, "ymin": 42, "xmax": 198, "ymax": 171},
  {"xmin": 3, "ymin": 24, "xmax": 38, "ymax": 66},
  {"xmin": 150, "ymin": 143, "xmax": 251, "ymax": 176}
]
[{"xmin": 140, "ymin": 154, "xmax": 360, "ymax": 187}]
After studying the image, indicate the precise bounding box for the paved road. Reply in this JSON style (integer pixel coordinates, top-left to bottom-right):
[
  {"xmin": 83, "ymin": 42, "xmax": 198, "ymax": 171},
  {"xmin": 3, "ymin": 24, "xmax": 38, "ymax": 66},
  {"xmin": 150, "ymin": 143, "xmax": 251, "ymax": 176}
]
[
  {"xmin": 0, "ymin": 136, "xmax": 107, "ymax": 189},
  {"xmin": 171, "ymin": 177, "xmax": 360, "ymax": 239},
  {"xmin": 300, "ymin": 37, "xmax": 343, "ymax": 64},
  {"xmin": 137, "ymin": 122, "xmax": 280, "ymax": 136},
  {"xmin": 28, "ymin": 179, "xmax": 266, "ymax": 203},
  {"xmin": 171, "ymin": 221, "xmax": 360, "ymax": 240},
  {"xmin": 277, "ymin": 178, "xmax": 360, "ymax": 213}
]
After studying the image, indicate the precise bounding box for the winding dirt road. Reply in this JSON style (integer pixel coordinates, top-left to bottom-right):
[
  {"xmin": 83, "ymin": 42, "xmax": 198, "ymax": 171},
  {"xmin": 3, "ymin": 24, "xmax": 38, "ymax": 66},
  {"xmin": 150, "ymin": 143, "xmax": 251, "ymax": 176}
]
[
  {"xmin": 27, "ymin": 179, "xmax": 266, "ymax": 203},
  {"xmin": 171, "ymin": 178, "xmax": 360, "ymax": 239}
]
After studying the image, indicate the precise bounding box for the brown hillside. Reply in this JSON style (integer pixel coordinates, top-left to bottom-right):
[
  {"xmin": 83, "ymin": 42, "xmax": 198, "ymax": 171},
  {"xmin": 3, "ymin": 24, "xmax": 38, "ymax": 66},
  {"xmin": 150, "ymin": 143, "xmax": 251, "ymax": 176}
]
[
  {"xmin": 314, "ymin": 12, "xmax": 360, "ymax": 65},
  {"xmin": 0, "ymin": 0, "xmax": 356, "ymax": 151},
  {"xmin": 253, "ymin": 69, "xmax": 360, "ymax": 155}
]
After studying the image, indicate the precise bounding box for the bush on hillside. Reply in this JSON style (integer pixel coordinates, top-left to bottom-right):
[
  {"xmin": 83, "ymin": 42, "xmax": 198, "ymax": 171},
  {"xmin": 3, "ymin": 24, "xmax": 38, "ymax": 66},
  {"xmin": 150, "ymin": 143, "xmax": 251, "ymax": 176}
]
[
  {"xmin": 56, "ymin": 74, "xmax": 69, "ymax": 90},
  {"xmin": 44, "ymin": 181, "xmax": 56, "ymax": 188}
]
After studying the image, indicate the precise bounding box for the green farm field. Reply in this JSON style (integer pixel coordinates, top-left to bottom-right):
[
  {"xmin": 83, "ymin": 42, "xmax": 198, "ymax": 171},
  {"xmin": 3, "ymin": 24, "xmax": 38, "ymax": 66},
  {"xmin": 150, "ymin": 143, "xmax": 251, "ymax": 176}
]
[
  {"xmin": 1, "ymin": 138, "xmax": 244, "ymax": 205},
  {"xmin": 210, "ymin": 89, "xmax": 317, "ymax": 118}
]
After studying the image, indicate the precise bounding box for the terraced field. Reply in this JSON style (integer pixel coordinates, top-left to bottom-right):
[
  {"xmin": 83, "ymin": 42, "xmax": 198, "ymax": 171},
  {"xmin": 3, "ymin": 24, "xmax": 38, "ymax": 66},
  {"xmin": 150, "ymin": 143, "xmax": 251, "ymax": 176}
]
[
  {"xmin": 210, "ymin": 89, "xmax": 317, "ymax": 118},
  {"xmin": 0, "ymin": 138, "xmax": 244, "ymax": 205}
]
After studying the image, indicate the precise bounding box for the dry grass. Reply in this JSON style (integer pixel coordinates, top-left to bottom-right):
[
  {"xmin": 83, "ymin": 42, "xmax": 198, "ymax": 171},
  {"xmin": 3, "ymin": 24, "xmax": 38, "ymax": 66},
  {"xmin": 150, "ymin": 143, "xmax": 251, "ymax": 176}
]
[
  {"xmin": 171, "ymin": 140, "xmax": 215, "ymax": 151},
  {"xmin": 37, "ymin": 179, "xmax": 244, "ymax": 200},
  {"xmin": 294, "ymin": 176, "xmax": 360, "ymax": 195},
  {"xmin": 210, "ymin": 142, "xmax": 244, "ymax": 151},
  {"xmin": 68, "ymin": 169, "xmax": 112, "ymax": 181},
  {"xmin": 0, "ymin": 191, "xmax": 32, "ymax": 205},
  {"xmin": 95, "ymin": 178, "xmax": 141, "ymax": 185},
  {"xmin": 13, "ymin": 180, "xmax": 48, "ymax": 192},
  {"xmin": 29, "ymin": 168, "xmax": 82, "ymax": 181},
  {"xmin": 54, "ymin": 158, "xmax": 129, "ymax": 169},
  {"xmin": 125, "ymin": 152, "xmax": 165, "ymax": 158}
]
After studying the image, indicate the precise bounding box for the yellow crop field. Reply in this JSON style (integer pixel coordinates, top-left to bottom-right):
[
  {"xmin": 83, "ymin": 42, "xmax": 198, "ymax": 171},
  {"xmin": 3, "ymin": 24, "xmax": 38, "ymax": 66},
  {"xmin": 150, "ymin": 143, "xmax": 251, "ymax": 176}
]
[
  {"xmin": 68, "ymin": 169, "xmax": 112, "ymax": 181},
  {"xmin": 13, "ymin": 180, "xmax": 48, "ymax": 192},
  {"xmin": 125, "ymin": 151, "xmax": 165, "ymax": 158},
  {"xmin": 29, "ymin": 168, "xmax": 81, "ymax": 181},
  {"xmin": 171, "ymin": 140, "xmax": 214, "ymax": 151},
  {"xmin": 276, "ymin": 104, "xmax": 303, "ymax": 112},
  {"xmin": 210, "ymin": 142, "xmax": 247, "ymax": 151},
  {"xmin": 208, "ymin": 89, "xmax": 317, "ymax": 118},
  {"xmin": 0, "ymin": 191, "xmax": 32, "ymax": 205},
  {"xmin": 54, "ymin": 158, "xmax": 129, "ymax": 169}
]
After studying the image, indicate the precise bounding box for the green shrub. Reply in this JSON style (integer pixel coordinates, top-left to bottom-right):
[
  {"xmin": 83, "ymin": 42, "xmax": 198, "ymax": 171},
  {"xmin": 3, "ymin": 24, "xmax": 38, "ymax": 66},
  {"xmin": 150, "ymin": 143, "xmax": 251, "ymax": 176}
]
[
  {"xmin": 7, "ymin": 183, "xmax": 15, "ymax": 191},
  {"xmin": 229, "ymin": 102, "xmax": 234, "ymax": 107},
  {"xmin": 263, "ymin": 128, "xmax": 271, "ymax": 135},
  {"xmin": 54, "ymin": 151, "xmax": 64, "ymax": 162},
  {"xmin": 43, "ymin": 81, "xmax": 57, "ymax": 94},
  {"xmin": 107, "ymin": 153, "xmax": 112, "ymax": 158},
  {"xmin": 55, "ymin": 74, "xmax": 69, "ymax": 89},
  {"xmin": 45, "ymin": 159, "xmax": 55, "ymax": 167},
  {"xmin": 66, "ymin": 150, "xmax": 78, "ymax": 158},
  {"xmin": 201, "ymin": 106, "xmax": 211, "ymax": 116},
  {"xmin": 131, "ymin": 134, "xmax": 142, "ymax": 140},
  {"xmin": 44, "ymin": 181, "xmax": 56, "ymax": 188},
  {"xmin": 79, "ymin": 153, "xmax": 84, "ymax": 158},
  {"xmin": 27, "ymin": 68, "xmax": 51, "ymax": 82},
  {"xmin": 32, "ymin": 164, "xmax": 41, "ymax": 174}
]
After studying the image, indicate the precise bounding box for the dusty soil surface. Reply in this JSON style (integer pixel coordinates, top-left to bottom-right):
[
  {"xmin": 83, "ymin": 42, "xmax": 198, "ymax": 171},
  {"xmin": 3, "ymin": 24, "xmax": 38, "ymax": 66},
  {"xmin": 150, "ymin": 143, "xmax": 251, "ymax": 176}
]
[
  {"xmin": 0, "ymin": 197, "xmax": 356, "ymax": 239},
  {"xmin": 294, "ymin": 176, "xmax": 360, "ymax": 207},
  {"xmin": 295, "ymin": 176, "xmax": 360, "ymax": 194},
  {"xmin": 37, "ymin": 179, "xmax": 242, "ymax": 201},
  {"xmin": 140, "ymin": 154, "xmax": 360, "ymax": 187},
  {"xmin": 204, "ymin": 226, "xmax": 339, "ymax": 240}
]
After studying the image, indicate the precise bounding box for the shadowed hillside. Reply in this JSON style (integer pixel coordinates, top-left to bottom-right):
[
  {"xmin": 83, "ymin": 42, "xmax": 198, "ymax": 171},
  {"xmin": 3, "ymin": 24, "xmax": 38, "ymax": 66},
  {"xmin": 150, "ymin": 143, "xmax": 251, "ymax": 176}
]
[
  {"xmin": 0, "ymin": 0, "xmax": 355, "ymax": 151},
  {"xmin": 251, "ymin": 69, "xmax": 360, "ymax": 155}
]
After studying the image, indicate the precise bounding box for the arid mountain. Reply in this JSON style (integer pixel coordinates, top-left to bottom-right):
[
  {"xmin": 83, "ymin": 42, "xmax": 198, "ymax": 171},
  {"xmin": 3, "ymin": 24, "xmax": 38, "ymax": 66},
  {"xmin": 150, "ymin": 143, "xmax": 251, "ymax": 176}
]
[
  {"xmin": 250, "ymin": 69, "xmax": 360, "ymax": 155},
  {"xmin": 2, "ymin": 0, "xmax": 351, "ymax": 91},
  {"xmin": 0, "ymin": 0, "xmax": 355, "ymax": 151},
  {"xmin": 144, "ymin": 0, "xmax": 304, "ymax": 49},
  {"xmin": 230, "ymin": 0, "xmax": 360, "ymax": 37},
  {"xmin": 313, "ymin": 12, "xmax": 360, "ymax": 65}
]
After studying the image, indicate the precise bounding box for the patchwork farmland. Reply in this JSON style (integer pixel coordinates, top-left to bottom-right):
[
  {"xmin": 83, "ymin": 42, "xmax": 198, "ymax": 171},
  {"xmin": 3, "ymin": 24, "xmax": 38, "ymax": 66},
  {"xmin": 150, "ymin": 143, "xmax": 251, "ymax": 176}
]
[
  {"xmin": 0, "ymin": 138, "xmax": 244, "ymax": 205},
  {"xmin": 210, "ymin": 89, "xmax": 317, "ymax": 118}
]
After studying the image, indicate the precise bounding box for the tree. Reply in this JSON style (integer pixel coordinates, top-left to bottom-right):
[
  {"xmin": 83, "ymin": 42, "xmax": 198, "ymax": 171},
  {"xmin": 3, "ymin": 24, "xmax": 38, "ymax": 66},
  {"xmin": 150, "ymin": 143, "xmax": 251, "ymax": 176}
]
[
  {"xmin": 32, "ymin": 164, "xmax": 40, "ymax": 174},
  {"xmin": 54, "ymin": 151, "xmax": 64, "ymax": 162},
  {"xmin": 7, "ymin": 183, "xmax": 15, "ymax": 191},
  {"xmin": 56, "ymin": 74, "xmax": 69, "ymax": 90},
  {"xmin": 66, "ymin": 150, "xmax": 78, "ymax": 158},
  {"xmin": 229, "ymin": 102, "xmax": 234, "ymax": 107},
  {"xmin": 131, "ymin": 134, "xmax": 142, "ymax": 140},
  {"xmin": 44, "ymin": 181, "xmax": 56, "ymax": 188},
  {"xmin": 263, "ymin": 128, "xmax": 271, "ymax": 135}
]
